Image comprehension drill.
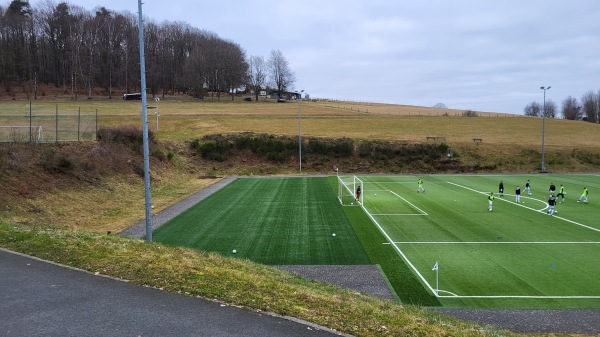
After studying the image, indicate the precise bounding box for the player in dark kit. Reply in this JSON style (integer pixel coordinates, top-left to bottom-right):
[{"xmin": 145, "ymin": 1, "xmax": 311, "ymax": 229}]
[
  {"xmin": 499, "ymin": 181, "xmax": 504, "ymax": 196},
  {"xmin": 549, "ymin": 183, "xmax": 556, "ymax": 195},
  {"xmin": 515, "ymin": 186, "xmax": 521, "ymax": 203},
  {"xmin": 548, "ymin": 194, "xmax": 557, "ymax": 215},
  {"xmin": 355, "ymin": 185, "xmax": 361, "ymax": 201},
  {"xmin": 525, "ymin": 180, "xmax": 532, "ymax": 195}
]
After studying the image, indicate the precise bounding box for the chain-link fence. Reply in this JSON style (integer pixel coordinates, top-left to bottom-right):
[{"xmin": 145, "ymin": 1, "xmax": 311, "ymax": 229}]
[{"xmin": 0, "ymin": 103, "xmax": 97, "ymax": 143}]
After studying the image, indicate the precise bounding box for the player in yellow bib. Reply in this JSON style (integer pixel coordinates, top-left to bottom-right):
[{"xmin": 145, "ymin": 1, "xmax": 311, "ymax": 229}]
[
  {"xmin": 488, "ymin": 192, "xmax": 495, "ymax": 212},
  {"xmin": 556, "ymin": 184, "xmax": 566, "ymax": 203},
  {"xmin": 577, "ymin": 186, "xmax": 588, "ymax": 204},
  {"xmin": 417, "ymin": 178, "xmax": 425, "ymax": 193}
]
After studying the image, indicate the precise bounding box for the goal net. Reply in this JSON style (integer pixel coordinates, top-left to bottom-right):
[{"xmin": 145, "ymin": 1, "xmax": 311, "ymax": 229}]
[
  {"xmin": 0, "ymin": 126, "xmax": 43, "ymax": 143},
  {"xmin": 337, "ymin": 175, "xmax": 364, "ymax": 206}
]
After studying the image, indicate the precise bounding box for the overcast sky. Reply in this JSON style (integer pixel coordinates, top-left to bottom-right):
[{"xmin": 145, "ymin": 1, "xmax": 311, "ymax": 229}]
[{"xmin": 42, "ymin": 1, "xmax": 600, "ymax": 114}]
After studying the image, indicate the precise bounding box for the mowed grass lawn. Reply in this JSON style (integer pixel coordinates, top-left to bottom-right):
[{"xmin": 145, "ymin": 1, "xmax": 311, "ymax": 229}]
[
  {"xmin": 153, "ymin": 177, "xmax": 370, "ymax": 265},
  {"xmin": 155, "ymin": 174, "xmax": 600, "ymax": 309}
]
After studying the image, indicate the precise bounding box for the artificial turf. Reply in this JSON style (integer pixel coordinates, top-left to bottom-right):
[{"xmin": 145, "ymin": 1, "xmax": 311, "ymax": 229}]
[
  {"xmin": 153, "ymin": 177, "xmax": 370, "ymax": 265},
  {"xmin": 153, "ymin": 174, "xmax": 600, "ymax": 309}
]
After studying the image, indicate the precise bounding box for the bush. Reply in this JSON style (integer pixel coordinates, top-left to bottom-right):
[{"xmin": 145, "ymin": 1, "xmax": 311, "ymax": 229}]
[
  {"xmin": 97, "ymin": 126, "xmax": 155, "ymax": 150},
  {"xmin": 198, "ymin": 141, "xmax": 230, "ymax": 162}
]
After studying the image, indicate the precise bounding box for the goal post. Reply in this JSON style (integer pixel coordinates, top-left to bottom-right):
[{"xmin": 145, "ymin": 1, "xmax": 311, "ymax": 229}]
[
  {"xmin": 0, "ymin": 126, "xmax": 43, "ymax": 143},
  {"xmin": 337, "ymin": 175, "xmax": 364, "ymax": 206}
]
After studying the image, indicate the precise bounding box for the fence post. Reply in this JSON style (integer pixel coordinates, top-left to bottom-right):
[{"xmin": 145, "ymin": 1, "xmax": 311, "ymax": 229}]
[
  {"xmin": 29, "ymin": 101, "xmax": 32, "ymax": 143},
  {"xmin": 55, "ymin": 105, "xmax": 58, "ymax": 142},
  {"xmin": 95, "ymin": 109, "xmax": 98, "ymax": 141},
  {"xmin": 78, "ymin": 107, "xmax": 81, "ymax": 141}
]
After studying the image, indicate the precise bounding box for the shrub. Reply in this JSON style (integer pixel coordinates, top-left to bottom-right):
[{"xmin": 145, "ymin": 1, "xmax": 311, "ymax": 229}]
[
  {"xmin": 97, "ymin": 126, "xmax": 155, "ymax": 149},
  {"xmin": 199, "ymin": 141, "xmax": 230, "ymax": 162}
]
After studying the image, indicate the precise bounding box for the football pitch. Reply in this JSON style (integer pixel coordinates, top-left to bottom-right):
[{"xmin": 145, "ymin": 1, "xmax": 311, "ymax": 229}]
[{"xmin": 153, "ymin": 174, "xmax": 600, "ymax": 309}]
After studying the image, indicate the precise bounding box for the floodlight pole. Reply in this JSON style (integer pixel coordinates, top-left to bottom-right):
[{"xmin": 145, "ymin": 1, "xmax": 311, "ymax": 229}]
[
  {"xmin": 540, "ymin": 86, "xmax": 551, "ymax": 173},
  {"xmin": 138, "ymin": 0, "xmax": 153, "ymax": 242},
  {"xmin": 297, "ymin": 90, "xmax": 304, "ymax": 172}
]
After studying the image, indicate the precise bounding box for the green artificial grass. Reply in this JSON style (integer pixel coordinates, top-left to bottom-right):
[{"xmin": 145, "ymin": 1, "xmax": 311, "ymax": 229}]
[
  {"xmin": 153, "ymin": 174, "xmax": 599, "ymax": 309},
  {"xmin": 358, "ymin": 174, "xmax": 600, "ymax": 308},
  {"xmin": 153, "ymin": 177, "xmax": 370, "ymax": 265}
]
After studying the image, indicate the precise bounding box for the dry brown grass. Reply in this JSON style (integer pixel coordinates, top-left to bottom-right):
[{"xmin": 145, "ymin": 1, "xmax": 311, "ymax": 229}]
[{"xmin": 2, "ymin": 97, "xmax": 598, "ymax": 148}]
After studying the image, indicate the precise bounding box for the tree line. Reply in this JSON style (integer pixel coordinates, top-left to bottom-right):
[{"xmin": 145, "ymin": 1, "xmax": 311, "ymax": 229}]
[
  {"xmin": 523, "ymin": 90, "xmax": 600, "ymax": 123},
  {"xmin": 0, "ymin": 0, "xmax": 295, "ymax": 100}
]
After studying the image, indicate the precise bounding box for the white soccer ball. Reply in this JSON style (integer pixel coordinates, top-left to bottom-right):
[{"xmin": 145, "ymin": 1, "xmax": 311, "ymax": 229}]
[
  {"xmin": 232, "ymin": 249, "xmax": 237, "ymax": 254},
  {"xmin": 351, "ymin": 202, "xmax": 354, "ymax": 205},
  {"xmin": 332, "ymin": 233, "xmax": 336, "ymax": 237}
]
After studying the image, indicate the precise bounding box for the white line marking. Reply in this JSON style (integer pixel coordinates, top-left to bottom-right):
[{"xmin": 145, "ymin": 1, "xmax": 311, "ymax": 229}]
[
  {"xmin": 448, "ymin": 181, "xmax": 600, "ymax": 233},
  {"xmin": 439, "ymin": 295, "xmax": 600, "ymax": 299},
  {"xmin": 387, "ymin": 190, "xmax": 428, "ymax": 215},
  {"xmin": 371, "ymin": 214, "xmax": 427, "ymax": 216},
  {"xmin": 359, "ymin": 204, "xmax": 439, "ymax": 297},
  {"xmin": 359, "ymin": 177, "xmax": 600, "ymax": 298},
  {"xmin": 389, "ymin": 241, "xmax": 600, "ymax": 244}
]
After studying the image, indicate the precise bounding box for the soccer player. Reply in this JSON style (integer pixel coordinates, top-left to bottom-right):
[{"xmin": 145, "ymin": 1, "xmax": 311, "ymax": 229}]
[
  {"xmin": 488, "ymin": 192, "xmax": 494, "ymax": 212},
  {"xmin": 549, "ymin": 182, "xmax": 556, "ymax": 195},
  {"xmin": 547, "ymin": 194, "xmax": 557, "ymax": 215},
  {"xmin": 417, "ymin": 178, "xmax": 425, "ymax": 193},
  {"xmin": 499, "ymin": 181, "xmax": 504, "ymax": 196},
  {"xmin": 355, "ymin": 185, "xmax": 362, "ymax": 201},
  {"xmin": 525, "ymin": 180, "xmax": 532, "ymax": 195},
  {"xmin": 515, "ymin": 186, "xmax": 521, "ymax": 203},
  {"xmin": 556, "ymin": 184, "xmax": 566, "ymax": 203},
  {"xmin": 577, "ymin": 186, "xmax": 589, "ymax": 204}
]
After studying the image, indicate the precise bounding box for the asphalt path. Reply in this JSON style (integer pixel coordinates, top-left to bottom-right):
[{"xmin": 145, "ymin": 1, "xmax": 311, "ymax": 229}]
[{"xmin": 0, "ymin": 249, "xmax": 347, "ymax": 337}]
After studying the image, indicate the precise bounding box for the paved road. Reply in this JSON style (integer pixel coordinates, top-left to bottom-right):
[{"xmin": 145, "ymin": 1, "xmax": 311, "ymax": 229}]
[{"xmin": 0, "ymin": 249, "xmax": 347, "ymax": 337}]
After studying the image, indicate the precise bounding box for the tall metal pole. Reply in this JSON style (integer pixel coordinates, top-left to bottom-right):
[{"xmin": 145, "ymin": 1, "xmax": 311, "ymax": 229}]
[
  {"xmin": 297, "ymin": 90, "xmax": 304, "ymax": 172},
  {"xmin": 540, "ymin": 86, "xmax": 551, "ymax": 173},
  {"xmin": 138, "ymin": 0, "xmax": 153, "ymax": 242}
]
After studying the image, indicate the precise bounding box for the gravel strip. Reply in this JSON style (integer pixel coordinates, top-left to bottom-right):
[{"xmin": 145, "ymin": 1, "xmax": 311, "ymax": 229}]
[
  {"xmin": 431, "ymin": 308, "xmax": 600, "ymax": 334},
  {"xmin": 274, "ymin": 265, "xmax": 396, "ymax": 300},
  {"xmin": 119, "ymin": 177, "xmax": 236, "ymax": 238}
]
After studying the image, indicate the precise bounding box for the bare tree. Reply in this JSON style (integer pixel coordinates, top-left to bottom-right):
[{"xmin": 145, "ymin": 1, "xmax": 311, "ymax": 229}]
[
  {"xmin": 2, "ymin": 0, "xmax": 35, "ymax": 95},
  {"xmin": 221, "ymin": 40, "xmax": 248, "ymax": 101},
  {"xmin": 267, "ymin": 49, "xmax": 295, "ymax": 99},
  {"xmin": 581, "ymin": 91, "xmax": 599, "ymax": 123},
  {"xmin": 433, "ymin": 103, "xmax": 447, "ymax": 109},
  {"xmin": 561, "ymin": 96, "xmax": 581, "ymax": 120},
  {"xmin": 523, "ymin": 102, "xmax": 542, "ymax": 116},
  {"xmin": 248, "ymin": 55, "xmax": 266, "ymax": 101},
  {"xmin": 0, "ymin": 2, "xmax": 261, "ymax": 100},
  {"xmin": 543, "ymin": 99, "xmax": 557, "ymax": 118}
]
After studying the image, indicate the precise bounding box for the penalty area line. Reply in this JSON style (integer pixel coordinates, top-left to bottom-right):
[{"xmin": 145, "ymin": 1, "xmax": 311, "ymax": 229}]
[
  {"xmin": 447, "ymin": 181, "xmax": 600, "ymax": 234},
  {"xmin": 387, "ymin": 190, "xmax": 428, "ymax": 215}
]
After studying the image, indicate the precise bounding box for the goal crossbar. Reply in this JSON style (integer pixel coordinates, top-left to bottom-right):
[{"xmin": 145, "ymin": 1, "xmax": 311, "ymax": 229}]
[{"xmin": 337, "ymin": 175, "xmax": 364, "ymax": 206}]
